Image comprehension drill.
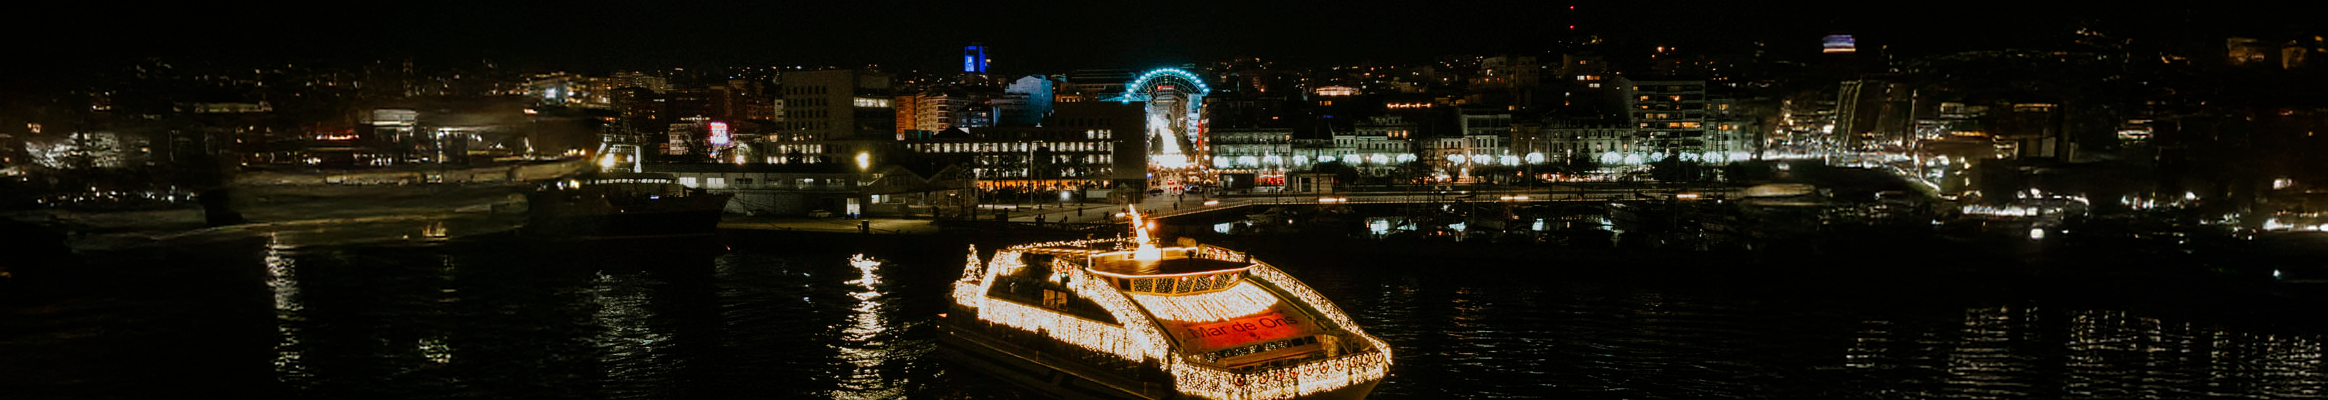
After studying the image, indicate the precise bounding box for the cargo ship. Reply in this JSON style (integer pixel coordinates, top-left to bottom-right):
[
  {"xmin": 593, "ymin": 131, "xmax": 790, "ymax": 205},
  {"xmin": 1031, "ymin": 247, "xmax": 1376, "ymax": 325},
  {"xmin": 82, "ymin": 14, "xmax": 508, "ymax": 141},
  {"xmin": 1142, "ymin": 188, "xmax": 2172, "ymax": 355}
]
[{"xmin": 938, "ymin": 207, "xmax": 1391, "ymax": 400}]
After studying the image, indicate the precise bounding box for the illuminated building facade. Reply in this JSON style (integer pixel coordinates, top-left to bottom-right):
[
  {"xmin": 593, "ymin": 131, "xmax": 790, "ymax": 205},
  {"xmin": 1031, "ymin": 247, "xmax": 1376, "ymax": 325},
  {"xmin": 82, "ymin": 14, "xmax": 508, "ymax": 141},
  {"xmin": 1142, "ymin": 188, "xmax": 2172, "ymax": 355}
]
[
  {"xmin": 902, "ymin": 102, "xmax": 1147, "ymax": 191},
  {"xmin": 1206, "ymin": 128, "xmax": 1293, "ymax": 174},
  {"xmin": 1335, "ymin": 116, "xmax": 1420, "ymax": 173},
  {"xmin": 1624, "ymin": 79, "xmax": 1709, "ymax": 158},
  {"xmin": 964, "ymin": 45, "xmax": 989, "ymax": 74},
  {"xmin": 912, "ymin": 91, "xmax": 990, "ymax": 134},
  {"xmin": 772, "ymin": 69, "xmax": 894, "ymax": 163},
  {"xmin": 1523, "ymin": 121, "xmax": 1638, "ymax": 163}
]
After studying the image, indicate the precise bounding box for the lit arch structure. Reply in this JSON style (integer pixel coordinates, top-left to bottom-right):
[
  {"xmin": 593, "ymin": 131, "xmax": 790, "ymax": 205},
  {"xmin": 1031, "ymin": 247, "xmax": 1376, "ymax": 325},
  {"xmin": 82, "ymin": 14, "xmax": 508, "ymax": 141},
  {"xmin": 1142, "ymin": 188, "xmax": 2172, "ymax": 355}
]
[
  {"xmin": 1117, "ymin": 68, "xmax": 1212, "ymax": 105},
  {"xmin": 1114, "ymin": 68, "xmax": 1213, "ymax": 174}
]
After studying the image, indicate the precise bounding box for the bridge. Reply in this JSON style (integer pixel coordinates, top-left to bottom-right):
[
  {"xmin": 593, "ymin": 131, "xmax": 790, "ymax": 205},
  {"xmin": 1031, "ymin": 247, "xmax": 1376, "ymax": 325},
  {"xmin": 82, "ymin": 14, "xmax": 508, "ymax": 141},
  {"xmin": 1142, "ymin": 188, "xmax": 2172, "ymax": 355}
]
[{"xmin": 1147, "ymin": 186, "xmax": 1744, "ymax": 220}]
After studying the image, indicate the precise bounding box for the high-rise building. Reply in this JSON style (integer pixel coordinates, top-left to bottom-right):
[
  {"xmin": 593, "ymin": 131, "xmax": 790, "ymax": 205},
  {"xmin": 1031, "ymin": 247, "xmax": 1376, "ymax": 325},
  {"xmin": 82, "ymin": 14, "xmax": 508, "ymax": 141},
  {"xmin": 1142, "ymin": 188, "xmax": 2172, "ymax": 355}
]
[
  {"xmin": 893, "ymin": 94, "xmax": 923, "ymax": 139},
  {"xmin": 963, "ymin": 45, "xmax": 990, "ymax": 74},
  {"xmin": 779, "ymin": 69, "xmax": 894, "ymax": 142},
  {"xmin": 913, "ymin": 91, "xmax": 985, "ymax": 134},
  {"xmin": 666, "ymin": 88, "xmax": 714, "ymax": 121},
  {"xmin": 709, "ymin": 80, "xmax": 773, "ymax": 122},
  {"xmin": 771, "ymin": 69, "xmax": 894, "ymax": 163},
  {"xmin": 901, "ymin": 102, "xmax": 1146, "ymax": 191},
  {"xmin": 1622, "ymin": 79, "xmax": 1709, "ymax": 156}
]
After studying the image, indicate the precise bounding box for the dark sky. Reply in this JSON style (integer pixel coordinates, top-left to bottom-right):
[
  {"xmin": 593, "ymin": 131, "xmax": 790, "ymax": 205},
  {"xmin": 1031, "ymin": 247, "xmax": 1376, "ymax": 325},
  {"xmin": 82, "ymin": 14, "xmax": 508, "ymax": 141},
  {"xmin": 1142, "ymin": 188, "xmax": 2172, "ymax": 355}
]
[{"xmin": 4, "ymin": 2, "xmax": 2321, "ymax": 87}]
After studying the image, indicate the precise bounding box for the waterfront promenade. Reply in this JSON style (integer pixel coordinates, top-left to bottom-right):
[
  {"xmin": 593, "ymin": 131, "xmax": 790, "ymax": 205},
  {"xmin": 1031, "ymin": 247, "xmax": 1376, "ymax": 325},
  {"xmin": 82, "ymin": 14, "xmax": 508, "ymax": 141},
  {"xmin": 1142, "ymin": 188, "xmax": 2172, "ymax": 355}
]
[{"xmin": 718, "ymin": 185, "xmax": 1740, "ymax": 233}]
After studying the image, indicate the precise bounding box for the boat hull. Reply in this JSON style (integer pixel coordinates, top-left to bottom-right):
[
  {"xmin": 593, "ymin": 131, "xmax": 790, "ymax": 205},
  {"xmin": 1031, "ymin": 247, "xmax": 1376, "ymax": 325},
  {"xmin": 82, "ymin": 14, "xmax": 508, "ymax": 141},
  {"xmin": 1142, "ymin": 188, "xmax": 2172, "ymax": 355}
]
[
  {"xmin": 936, "ymin": 319, "xmax": 1381, "ymax": 400},
  {"xmin": 525, "ymin": 192, "xmax": 732, "ymax": 239}
]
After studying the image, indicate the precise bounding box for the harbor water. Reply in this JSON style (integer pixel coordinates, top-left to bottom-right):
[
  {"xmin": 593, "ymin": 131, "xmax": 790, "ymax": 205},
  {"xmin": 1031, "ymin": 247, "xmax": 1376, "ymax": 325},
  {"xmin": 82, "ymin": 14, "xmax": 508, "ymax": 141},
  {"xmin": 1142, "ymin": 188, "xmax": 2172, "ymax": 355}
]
[{"xmin": 3, "ymin": 231, "xmax": 2322, "ymax": 399}]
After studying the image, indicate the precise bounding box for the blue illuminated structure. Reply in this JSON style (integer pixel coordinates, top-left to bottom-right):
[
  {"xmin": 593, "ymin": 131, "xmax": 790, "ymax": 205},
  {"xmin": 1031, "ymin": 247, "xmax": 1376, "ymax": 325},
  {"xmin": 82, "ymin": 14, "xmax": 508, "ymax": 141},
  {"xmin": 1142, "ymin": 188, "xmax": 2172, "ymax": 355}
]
[
  {"xmin": 1116, "ymin": 67, "xmax": 1212, "ymax": 123},
  {"xmin": 1117, "ymin": 68, "xmax": 1211, "ymax": 104},
  {"xmin": 964, "ymin": 45, "xmax": 988, "ymax": 73}
]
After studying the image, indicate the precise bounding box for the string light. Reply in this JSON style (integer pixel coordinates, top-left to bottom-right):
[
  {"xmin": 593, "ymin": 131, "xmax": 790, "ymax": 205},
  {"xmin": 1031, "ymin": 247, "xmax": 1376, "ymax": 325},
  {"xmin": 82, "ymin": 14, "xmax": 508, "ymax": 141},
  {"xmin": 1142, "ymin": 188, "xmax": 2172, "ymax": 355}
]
[
  {"xmin": 1130, "ymin": 205, "xmax": 1162, "ymax": 261},
  {"xmin": 960, "ymin": 244, "xmax": 983, "ymax": 281},
  {"xmin": 951, "ymin": 238, "xmax": 1392, "ymax": 400},
  {"xmin": 1130, "ymin": 281, "xmax": 1280, "ymax": 322}
]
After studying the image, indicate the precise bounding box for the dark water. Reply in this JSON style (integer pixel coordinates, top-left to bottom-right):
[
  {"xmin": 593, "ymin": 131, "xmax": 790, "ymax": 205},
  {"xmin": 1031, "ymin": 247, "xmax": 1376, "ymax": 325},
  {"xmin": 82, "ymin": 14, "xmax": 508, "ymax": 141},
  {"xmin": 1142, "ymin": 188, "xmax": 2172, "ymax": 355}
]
[{"xmin": 5, "ymin": 232, "xmax": 2325, "ymax": 399}]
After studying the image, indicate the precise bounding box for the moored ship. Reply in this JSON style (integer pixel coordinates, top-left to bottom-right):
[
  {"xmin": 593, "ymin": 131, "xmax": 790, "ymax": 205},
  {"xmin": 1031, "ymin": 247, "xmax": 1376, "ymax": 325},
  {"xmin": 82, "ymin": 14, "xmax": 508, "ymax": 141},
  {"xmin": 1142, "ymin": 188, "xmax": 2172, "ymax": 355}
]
[
  {"xmin": 525, "ymin": 173, "xmax": 733, "ymax": 239},
  {"xmin": 939, "ymin": 208, "xmax": 1391, "ymax": 400}
]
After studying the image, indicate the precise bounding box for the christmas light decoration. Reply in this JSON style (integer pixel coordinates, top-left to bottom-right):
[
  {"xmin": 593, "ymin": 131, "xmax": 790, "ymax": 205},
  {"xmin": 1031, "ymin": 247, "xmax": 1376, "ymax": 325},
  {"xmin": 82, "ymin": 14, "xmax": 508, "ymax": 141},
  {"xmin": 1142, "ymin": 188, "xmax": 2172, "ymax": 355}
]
[
  {"xmin": 949, "ymin": 237, "xmax": 1392, "ymax": 400},
  {"xmin": 1130, "ymin": 205, "xmax": 1162, "ymax": 261},
  {"xmin": 1129, "ymin": 281, "xmax": 1281, "ymax": 322}
]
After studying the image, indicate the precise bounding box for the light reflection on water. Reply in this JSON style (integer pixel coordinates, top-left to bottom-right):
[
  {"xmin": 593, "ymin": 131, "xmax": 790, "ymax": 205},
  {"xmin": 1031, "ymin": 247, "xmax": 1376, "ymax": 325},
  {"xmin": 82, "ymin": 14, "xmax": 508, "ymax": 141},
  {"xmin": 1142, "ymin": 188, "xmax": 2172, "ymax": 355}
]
[
  {"xmin": 588, "ymin": 270, "xmax": 675, "ymax": 398},
  {"xmin": 265, "ymin": 233, "xmax": 309, "ymax": 386},
  {"xmin": 42, "ymin": 236, "xmax": 2325, "ymax": 399},
  {"xmin": 831, "ymin": 254, "xmax": 898, "ymax": 400},
  {"xmin": 1281, "ymin": 259, "xmax": 2328, "ymax": 399}
]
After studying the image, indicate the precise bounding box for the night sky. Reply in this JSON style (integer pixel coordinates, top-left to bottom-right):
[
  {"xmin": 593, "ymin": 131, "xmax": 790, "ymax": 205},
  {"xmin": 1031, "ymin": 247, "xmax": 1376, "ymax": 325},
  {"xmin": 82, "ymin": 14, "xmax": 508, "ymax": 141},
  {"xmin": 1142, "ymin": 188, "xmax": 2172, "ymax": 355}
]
[{"xmin": 3, "ymin": 2, "xmax": 2319, "ymax": 88}]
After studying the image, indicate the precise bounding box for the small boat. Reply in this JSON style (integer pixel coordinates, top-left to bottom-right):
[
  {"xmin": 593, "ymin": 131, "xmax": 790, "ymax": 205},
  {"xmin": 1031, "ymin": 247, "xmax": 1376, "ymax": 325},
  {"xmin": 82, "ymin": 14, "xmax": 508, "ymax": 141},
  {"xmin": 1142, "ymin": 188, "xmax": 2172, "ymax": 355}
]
[
  {"xmin": 525, "ymin": 173, "xmax": 733, "ymax": 239},
  {"xmin": 938, "ymin": 207, "xmax": 1391, "ymax": 399}
]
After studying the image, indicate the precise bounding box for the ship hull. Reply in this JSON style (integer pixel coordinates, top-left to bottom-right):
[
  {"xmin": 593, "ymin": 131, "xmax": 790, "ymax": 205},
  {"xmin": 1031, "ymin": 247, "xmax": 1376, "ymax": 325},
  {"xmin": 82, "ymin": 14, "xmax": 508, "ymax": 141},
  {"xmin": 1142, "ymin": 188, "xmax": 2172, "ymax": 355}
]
[{"xmin": 525, "ymin": 192, "xmax": 732, "ymax": 239}]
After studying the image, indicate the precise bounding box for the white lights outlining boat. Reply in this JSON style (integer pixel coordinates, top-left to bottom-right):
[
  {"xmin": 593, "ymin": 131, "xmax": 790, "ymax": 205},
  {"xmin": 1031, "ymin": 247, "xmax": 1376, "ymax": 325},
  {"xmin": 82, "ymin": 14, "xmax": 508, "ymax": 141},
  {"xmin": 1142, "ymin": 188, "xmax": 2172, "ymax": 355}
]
[{"xmin": 937, "ymin": 208, "xmax": 1391, "ymax": 400}]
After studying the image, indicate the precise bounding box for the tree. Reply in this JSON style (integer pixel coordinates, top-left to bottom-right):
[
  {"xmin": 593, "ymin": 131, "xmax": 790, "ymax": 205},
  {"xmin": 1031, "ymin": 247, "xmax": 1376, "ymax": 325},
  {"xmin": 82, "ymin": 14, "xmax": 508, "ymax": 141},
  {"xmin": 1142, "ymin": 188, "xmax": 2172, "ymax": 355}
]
[
  {"xmin": 1471, "ymin": 165, "xmax": 1526, "ymax": 185},
  {"xmin": 1562, "ymin": 154, "xmax": 1601, "ymax": 174},
  {"xmin": 1649, "ymin": 156, "xmax": 1705, "ymax": 183},
  {"xmin": 1309, "ymin": 161, "xmax": 1360, "ymax": 185},
  {"xmin": 1392, "ymin": 161, "xmax": 1434, "ymax": 186}
]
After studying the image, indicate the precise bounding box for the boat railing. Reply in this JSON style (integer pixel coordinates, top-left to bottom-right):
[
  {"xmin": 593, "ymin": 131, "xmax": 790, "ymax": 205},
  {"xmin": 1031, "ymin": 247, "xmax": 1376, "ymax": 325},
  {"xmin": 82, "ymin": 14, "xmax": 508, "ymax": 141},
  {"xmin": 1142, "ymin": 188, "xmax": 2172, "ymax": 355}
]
[
  {"xmin": 1172, "ymin": 347, "xmax": 1391, "ymax": 400},
  {"xmin": 944, "ymin": 315, "xmax": 1174, "ymax": 398},
  {"xmin": 1194, "ymin": 244, "xmax": 1250, "ymax": 264}
]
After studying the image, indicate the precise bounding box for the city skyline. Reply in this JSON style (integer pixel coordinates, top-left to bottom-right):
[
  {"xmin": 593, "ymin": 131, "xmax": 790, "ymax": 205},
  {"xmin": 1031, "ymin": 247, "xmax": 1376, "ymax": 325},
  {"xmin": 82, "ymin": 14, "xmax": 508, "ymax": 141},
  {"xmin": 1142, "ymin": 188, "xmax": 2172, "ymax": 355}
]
[{"xmin": 7, "ymin": 3, "xmax": 2321, "ymax": 90}]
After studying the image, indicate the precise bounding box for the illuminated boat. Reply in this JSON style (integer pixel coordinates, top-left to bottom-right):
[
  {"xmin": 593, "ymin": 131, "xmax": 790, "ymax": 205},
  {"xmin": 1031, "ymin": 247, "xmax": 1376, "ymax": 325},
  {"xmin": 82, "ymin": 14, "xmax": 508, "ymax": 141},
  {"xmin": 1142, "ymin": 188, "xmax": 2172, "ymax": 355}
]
[{"xmin": 938, "ymin": 208, "xmax": 1391, "ymax": 400}]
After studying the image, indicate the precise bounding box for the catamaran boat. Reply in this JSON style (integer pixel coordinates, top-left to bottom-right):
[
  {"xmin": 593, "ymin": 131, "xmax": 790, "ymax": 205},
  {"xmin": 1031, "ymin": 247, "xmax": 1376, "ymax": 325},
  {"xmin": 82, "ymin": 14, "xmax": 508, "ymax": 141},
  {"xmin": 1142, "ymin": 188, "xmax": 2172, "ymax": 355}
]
[{"xmin": 938, "ymin": 207, "xmax": 1391, "ymax": 400}]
